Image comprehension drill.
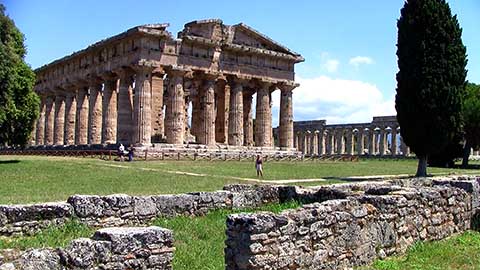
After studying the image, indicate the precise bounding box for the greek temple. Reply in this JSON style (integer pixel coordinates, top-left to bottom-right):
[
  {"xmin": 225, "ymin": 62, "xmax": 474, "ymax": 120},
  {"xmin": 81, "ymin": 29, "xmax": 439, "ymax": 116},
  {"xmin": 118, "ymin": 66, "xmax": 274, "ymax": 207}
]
[
  {"xmin": 287, "ymin": 116, "xmax": 411, "ymax": 156},
  {"xmin": 32, "ymin": 19, "xmax": 304, "ymax": 153}
]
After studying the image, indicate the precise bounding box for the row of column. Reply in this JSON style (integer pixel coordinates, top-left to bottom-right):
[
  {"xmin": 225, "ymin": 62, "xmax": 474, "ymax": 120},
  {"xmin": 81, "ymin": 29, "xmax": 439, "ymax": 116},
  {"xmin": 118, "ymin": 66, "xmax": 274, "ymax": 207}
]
[
  {"xmin": 34, "ymin": 67, "xmax": 296, "ymax": 149},
  {"xmin": 294, "ymin": 127, "xmax": 410, "ymax": 156}
]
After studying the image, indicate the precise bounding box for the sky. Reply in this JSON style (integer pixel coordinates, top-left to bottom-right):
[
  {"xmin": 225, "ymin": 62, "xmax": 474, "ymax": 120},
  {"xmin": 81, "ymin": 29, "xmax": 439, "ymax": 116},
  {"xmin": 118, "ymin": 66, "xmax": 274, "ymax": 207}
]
[{"xmin": 4, "ymin": 0, "xmax": 480, "ymax": 127}]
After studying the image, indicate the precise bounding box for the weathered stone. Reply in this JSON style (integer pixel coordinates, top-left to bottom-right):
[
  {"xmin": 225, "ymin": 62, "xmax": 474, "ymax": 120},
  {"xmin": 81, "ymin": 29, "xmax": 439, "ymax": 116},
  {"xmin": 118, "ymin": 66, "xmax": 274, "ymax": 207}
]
[{"xmin": 18, "ymin": 249, "xmax": 62, "ymax": 270}]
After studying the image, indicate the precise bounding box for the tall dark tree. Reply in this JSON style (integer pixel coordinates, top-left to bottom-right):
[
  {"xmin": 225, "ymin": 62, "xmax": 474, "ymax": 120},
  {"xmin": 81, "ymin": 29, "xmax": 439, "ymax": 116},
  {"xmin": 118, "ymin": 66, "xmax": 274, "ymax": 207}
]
[
  {"xmin": 0, "ymin": 4, "xmax": 39, "ymax": 147},
  {"xmin": 462, "ymin": 82, "xmax": 480, "ymax": 167},
  {"xmin": 395, "ymin": 0, "xmax": 467, "ymax": 176}
]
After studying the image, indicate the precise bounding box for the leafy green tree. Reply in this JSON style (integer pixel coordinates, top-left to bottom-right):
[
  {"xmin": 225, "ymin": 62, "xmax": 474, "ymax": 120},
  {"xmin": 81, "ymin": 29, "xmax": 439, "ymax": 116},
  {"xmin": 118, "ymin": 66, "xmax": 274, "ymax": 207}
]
[
  {"xmin": 462, "ymin": 82, "xmax": 480, "ymax": 167},
  {"xmin": 0, "ymin": 4, "xmax": 39, "ymax": 147},
  {"xmin": 395, "ymin": 0, "xmax": 467, "ymax": 176}
]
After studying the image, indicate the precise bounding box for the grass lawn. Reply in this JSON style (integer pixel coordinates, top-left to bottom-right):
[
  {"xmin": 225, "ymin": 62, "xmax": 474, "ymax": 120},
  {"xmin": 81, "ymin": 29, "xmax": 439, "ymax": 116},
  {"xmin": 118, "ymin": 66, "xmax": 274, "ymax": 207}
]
[
  {"xmin": 0, "ymin": 155, "xmax": 479, "ymax": 204},
  {"xmin": 366, "ymin": 231, "xmax": 480, "ymax": 270}
]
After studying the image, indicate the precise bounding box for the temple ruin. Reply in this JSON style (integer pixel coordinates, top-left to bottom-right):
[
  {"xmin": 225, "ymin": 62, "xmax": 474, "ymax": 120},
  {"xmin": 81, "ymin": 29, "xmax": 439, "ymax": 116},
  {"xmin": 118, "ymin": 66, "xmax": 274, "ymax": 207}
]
[
  {"xmin": 284, "ymin": 116, "xmax": 411, "ymax": 156},
  {"xmin": 31, "ymin": 19, "xmax": 304, "ymax": 153}
]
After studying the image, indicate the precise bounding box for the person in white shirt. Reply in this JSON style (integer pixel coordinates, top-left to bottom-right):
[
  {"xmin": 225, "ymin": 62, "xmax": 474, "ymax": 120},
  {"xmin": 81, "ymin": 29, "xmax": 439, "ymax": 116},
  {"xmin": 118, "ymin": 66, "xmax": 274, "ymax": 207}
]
[{"xmin": 118, "ymin": 144, "xmax": 125, "ymax": 161}]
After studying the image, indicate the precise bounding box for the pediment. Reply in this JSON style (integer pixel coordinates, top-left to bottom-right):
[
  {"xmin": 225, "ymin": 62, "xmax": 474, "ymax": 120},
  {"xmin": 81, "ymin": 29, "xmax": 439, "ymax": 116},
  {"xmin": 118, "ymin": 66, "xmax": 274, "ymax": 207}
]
[{"xmin": 231, "ymin": 23, "xmax": 300, "ymax": 57}]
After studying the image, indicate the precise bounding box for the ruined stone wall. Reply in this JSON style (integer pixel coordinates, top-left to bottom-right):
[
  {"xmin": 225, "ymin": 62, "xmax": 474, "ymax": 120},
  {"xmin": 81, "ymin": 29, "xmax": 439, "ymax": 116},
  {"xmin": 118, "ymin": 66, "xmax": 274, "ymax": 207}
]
[
  {"xmin": 0, "ymin": 226, "xmax": 173, "ymax": 270},
  {"xmin": 225, "ymin": 176, "xmax": 480, "ymax": 270},
  {"xmin": 0, "ymin": 185, "xmax": 282, "ymax": 235},
  {"xmin": 0, "ymin": 202, "xmax": 73, "ymax": 236}
]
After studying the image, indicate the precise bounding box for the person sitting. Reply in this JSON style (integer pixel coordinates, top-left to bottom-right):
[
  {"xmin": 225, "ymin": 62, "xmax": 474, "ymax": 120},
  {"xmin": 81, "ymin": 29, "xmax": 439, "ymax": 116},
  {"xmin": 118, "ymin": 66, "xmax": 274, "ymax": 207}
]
[
  {"xmin": 118, "ymin": 144, "xmax": 125, "ymax": 161},
  {"xmin": 128, "ymin": 144, "xmax": 134, "ymax": 162}
]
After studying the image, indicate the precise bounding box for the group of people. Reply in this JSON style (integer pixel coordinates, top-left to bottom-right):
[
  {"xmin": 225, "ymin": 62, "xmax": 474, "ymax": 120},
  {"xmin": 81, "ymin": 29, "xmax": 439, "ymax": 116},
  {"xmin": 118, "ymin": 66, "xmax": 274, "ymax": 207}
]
[{"xmin": 118, "ymin": 144, "xmax": 134, "ymax": 162}]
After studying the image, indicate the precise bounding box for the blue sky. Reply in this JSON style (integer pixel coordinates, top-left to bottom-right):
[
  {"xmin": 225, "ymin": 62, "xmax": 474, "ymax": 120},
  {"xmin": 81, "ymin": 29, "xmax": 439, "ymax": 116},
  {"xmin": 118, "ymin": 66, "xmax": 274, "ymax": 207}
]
[{"xmin": 4, "ymin": 0, "xmax": 479, "ymax": 125}]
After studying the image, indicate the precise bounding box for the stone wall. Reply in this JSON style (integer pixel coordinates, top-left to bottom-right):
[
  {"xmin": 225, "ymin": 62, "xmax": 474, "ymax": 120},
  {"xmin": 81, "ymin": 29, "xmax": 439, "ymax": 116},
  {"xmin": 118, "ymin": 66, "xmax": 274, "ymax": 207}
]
[
  {"xmin": 0, "ymin": 202, "xmax": 73, "ymax": 236},
  {"xmin": 225, "ymin": 176, "xmax": 480, "ymax": 270},
  {"xmin": 0, "ymin": 226, "xmax": 173, "ymax": 270},
  {"xmin": 0, "ymin": 185, "xmax": 283, "ymax": 235}
]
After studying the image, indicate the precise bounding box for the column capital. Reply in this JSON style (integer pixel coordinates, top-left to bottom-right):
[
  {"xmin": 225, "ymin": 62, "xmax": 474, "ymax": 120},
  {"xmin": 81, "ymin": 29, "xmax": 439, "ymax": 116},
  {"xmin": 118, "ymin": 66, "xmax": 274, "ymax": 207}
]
[
  {"xmin": 165, "ymin": 66, "xmax": 189, "ymax": 77},
  {"xmin": 99, "ymin": 71, "xmax": 117, "ymax": 81},
  {"xmin": 87, "ymin": 74, "xmax": 103, "ymax": 86},
  {"xmin": 132, "ymin": 64, "xmax": 155, "ymax": 74},
  {"xmin": 113, "ymin": 67, "xmax": 135, "ymax": 78},
  {"xmin": 227, "ymin": 75, "xmax": 250, "ymax": 86},
  {"xmin": 53, "ymin": 87, "xmax": 67, "ymax": 97},
  {"xmin": 278, "ymin": 81, "xmax": 299, "ymax": 92}
]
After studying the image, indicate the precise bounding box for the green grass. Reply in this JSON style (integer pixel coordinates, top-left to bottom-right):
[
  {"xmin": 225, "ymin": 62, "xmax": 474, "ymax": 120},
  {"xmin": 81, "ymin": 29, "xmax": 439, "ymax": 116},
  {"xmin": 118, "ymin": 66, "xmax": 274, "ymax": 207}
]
[
  {"xmin": 0, "ymin": 202, "xmax": 300, "ymax": 270},
  {"xmin": 0, "ymin": 219, "xmax": 93, "ymax": 250},
  {"xmin": 366, "ymin": 231, "xmax": 480, "ymax": 270},
  {"xmin": 152, "ymin": 201, "xmax": 300, "ymax": 270},
  {"xmin": 1, "ymin": 155, "xmax": 479, "ymax": 204}
]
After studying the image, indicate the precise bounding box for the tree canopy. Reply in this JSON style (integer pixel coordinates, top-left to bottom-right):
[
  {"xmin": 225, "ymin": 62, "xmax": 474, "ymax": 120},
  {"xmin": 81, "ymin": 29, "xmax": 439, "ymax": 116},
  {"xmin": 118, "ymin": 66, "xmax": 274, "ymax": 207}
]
[
  {"xmin": 462, "ymin": 82, "xmax": 480, "ymax": 166},
  {"xmin": 395, "ymin": 0, "xmax": 468, "ymax": 176},
  {"xmin": 0, "ymin": 4, "xmax": 39, "ymax": 147}
]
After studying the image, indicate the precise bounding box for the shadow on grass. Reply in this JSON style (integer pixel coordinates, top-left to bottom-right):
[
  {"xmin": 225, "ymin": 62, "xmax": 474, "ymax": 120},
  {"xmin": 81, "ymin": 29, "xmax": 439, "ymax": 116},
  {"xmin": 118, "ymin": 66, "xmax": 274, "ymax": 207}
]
[{"xmin": 0, "ymin": 160, "xmax": 20, "ymax": 164}]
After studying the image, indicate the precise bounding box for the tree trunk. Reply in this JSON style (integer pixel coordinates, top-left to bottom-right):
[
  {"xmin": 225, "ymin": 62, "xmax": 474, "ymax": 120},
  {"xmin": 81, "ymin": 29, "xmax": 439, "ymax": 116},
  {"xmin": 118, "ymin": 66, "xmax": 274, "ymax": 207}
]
[
  {"xmin": 462, "ymin": 141, "xmax": 471, "ymax": 168},
  {"xmin": 416, "ymin": 155, "xmax": 428, "ymax": 177}
]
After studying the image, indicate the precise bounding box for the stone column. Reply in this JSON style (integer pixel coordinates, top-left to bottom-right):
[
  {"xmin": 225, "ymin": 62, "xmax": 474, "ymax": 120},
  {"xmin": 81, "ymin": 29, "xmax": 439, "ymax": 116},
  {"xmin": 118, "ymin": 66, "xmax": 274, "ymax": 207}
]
[
  {"xmin": 53, "ymin": 94, "xmax": 66, "ymax": 145},
  {"xmin": 327, "ymin": 130, "xmax": 335, "ymax": 155},
  {"xmin": 215, "ymin": 80, "xmax": 229, "ymax": 143},
  {"xmin": 356, "ymin": 130, "xmax": 364, "ymax": 156},
  {"xmin": 88, "ymin": 79, "xmax": 103, "ymax": 145},
  {"xmin": 312, "ymin": 131, "xmax": 319, "ymax": 155},
  {"xmin": 379, "ymin": 128, "xmax": 386, "ymax": 156},
  {"xmin": 474, "ymin": 150, "xmax": 480, "ymax": 156},
  {"xmin": 243, "ymin": 92, "xmax": 254, "ymax": 146},
  {"xmin": 319, "ymin": 130, "xmax": 326, "ymax": 155},
  {"xmin": 346, "ymin": 129, "xmax": 354, "ymax": 155},
  {"xmin": 400, "ymin": 136, "xmax": 410, "ymax": 156},
  {"xmin": 302, "ymin": 130, "xmax": 311, "ymax": 155},
  {"xmin": 336, "ymin": 129, "xmax": 344, "ymax": 154},
  {"xmin": 255, "ymin": 83, "xmax": 272, "ymax": 147},
  {"xmin": 151, "ymin": 72, "xmax": 165, "ymax": 141},
  {"xmin": 198, "ymin": 75, "xmax": 216, "ymax": 146},
  {"xmin": 132, "ymin": 66, "xmax": 153, "ymax": 146},
  {"xmin": 44, "ymin": 96, "xmax": 55, "ymax": 145},
  {"xmin": 279, "ymin": 84, "xmax": 295, "ymax": 148},
  {"xmin": 368, "ymin": 129, "xmax": 375, "ymax": 155},
  {"xmin": 29, "ymin": 120, "xmax": 37, "ymax": 145},
  {"xmin": 36, "ymin": 95, "xmax": 46, "ymax": 145},
  {"xmin": 165, "ymin": 69, "xmax": 185, "ymax": 145},
  {"xmin": 391, "ymin": 128, "xmax": 398, "ymax": 156},
  {"xmin": 228, "ymin": 78, "xmax": 244, "ymax": 146},
  {"xmin": 75, "ymin": 87, "xmax": 89, "ymax": 145},
  {"xmin": 64, "ymin": 92, "xmax": 76, "ymax": 145},
  {"xmin": 184, "ymin": 95, "xmax": 191, "ymax": 140},
  {"xmin": 294, "ymin": 132, "xmax": 299, "ymax": 149},
  {"xmin": 101, "ymin": 75, "xmax": 118, "ymax": 144},
  {"xmin": 191, "ymin": 90, "xmax": 201, "ymax": 140},
  {"xmin": 117, "ymin": 69, "xmax": 134, "ymax": 144}
]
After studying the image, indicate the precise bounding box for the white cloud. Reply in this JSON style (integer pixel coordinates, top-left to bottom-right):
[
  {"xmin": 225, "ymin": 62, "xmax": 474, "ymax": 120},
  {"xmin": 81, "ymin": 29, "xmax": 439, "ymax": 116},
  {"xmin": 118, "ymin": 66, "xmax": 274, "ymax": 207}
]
[
  {"xmin": 323, "ymin": 59, "xmax": 340, "ymax": 73},
  {"xmin": 349, "ymin": 56, "xmax": 374, "ymax": 67},
  {"xmin": 271, "ymin": 75, "xmax": 396, "ymax": 125}
]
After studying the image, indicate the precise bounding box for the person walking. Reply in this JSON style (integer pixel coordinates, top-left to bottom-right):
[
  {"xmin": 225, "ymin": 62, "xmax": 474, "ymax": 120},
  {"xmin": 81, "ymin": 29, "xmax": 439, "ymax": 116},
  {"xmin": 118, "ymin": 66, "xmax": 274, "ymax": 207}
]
[{"xmin": 255, "ymin": 155, "xmax": 263, "ymax": 178}]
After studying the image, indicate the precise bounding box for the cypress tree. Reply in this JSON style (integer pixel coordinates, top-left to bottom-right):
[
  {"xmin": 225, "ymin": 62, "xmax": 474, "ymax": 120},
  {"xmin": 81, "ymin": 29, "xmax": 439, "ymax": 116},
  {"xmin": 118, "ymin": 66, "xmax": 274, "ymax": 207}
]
[{"xmin": 395, "ymin": 0, "xmax": 467, "ymax": 176}]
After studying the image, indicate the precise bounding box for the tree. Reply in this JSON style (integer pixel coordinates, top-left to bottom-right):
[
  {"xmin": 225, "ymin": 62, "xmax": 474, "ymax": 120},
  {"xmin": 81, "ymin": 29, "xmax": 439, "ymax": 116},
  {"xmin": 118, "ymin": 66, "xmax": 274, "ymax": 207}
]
[
  {"xmin": 0, "ymin": 4, "xmax": 39, "ymax": 147},
  {"xmin": 395, "ymin": 0, "xmax": 468, "ymax": 177},
  {"xmin": 462, "ymin": 82, "xmax": 480, "ymax": 167}
]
